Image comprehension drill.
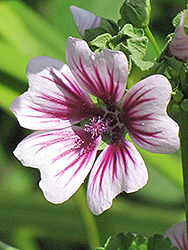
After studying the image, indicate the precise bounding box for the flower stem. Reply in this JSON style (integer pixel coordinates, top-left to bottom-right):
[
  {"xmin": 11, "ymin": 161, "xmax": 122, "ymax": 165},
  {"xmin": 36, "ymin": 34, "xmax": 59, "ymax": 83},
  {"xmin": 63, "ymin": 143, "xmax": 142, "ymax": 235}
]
[
  {"xmin": 75, "ymin": 185, "xmax": 101, "ymax": 249},
  {"xmin": 180, "ymin": 107, "xmax": 188, "ymax": 245},
  {"xmin": 185, "ymin": 0, "xmax": 188, "ymax": 8},
  {"xmin": 144, "ymin": 26, "xmax": 161, "ymax": 57}
]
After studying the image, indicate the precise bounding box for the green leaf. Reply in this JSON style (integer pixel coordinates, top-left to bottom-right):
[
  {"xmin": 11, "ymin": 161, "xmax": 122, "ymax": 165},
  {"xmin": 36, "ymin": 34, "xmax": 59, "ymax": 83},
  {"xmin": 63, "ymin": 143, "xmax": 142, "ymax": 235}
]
[
  {"xmin": 172, "ymin": 89, "xmax": 184, "ymax": 103},
  {"xmin": 127, "ymin": 65, "xmax": 151, "ymax": 88},
  {"xmin": 85, "ymin": 22, "xmax": 153, "ymax": 72},
  {"xmin": 147, "ymin": 235, "xmax": 178, "ymax": 250},
  {"xmin": 128, "ymin": 36, "xmax": 148, "ymax": 59},
  {"xmin": 118, "ymin": 0, "xmax": 151, "ymax": 29},
  {"xmin": 103, "ymin": 236, "xmax": 119, "ymax": 250},
  {"xmin": 172, "ymin": 11, "xmax": 182, "ymax": 29},
  {"xmin": 114, "ymin": 24, "xmax": 154, "ymax": 71},
  {"xmin": 96, "ymin": 233, "xmax": 179, "ymax": 250},
  {"xmin": 88, "ymin": 33, "xmax": 112, "ymax": 51},
  {"xmin": 172, "ymin": 9, "xmax": 188, "ymax": 37},
  {"xmin": 95, "ymin": 232, "xmax": 148, "ymax": 250},
  {"xmin": 180, "ymin": 99, "xmax": 188, "ymax": 111},
  {"xmin": 184, "ymin": 10, "xmax": 188, "ymax": 35},
  {"xmin": 127, "ymin": 36, "xmax": 154, "ymax": 70},
  {"xmin": 130, "ymin": 55, "xmax": 154, "ymax": 71},
  {"xmin": 85, "ymin": 18, "xmax": 118, "ymax": 43},
  {"xmin": 98, "ymin": 140, "xmax": 108, "ymax": 151}
]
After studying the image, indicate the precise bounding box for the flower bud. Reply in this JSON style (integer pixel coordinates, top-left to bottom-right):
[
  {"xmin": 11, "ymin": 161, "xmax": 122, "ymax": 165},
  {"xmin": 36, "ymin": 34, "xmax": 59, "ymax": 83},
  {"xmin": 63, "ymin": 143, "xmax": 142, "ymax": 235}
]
[
  {"xmin": 118, "ymin": 0, "xmax": 151, "ymax": 29},
  {"xmin": 169, "ymin": 12, "xmax": 188, "ymax": 62},
  {"xmin": 70, "ymin": 6, "xmax": 101, "ymax": 38}
]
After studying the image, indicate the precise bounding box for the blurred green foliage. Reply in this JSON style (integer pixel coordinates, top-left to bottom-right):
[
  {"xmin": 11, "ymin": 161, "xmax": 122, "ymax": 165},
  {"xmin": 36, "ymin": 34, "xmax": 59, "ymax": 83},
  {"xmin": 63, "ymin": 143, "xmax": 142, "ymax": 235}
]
[{"xmin": 0, "ymin": 0, "xmax": 186, "ymax": 249}]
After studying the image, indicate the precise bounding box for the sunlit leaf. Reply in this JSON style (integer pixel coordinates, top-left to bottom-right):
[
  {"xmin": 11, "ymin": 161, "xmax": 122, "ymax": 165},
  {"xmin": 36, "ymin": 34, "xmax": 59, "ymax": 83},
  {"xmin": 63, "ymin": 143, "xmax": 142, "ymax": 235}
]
[
  {"xmin": 0, "ymin": 241, "xmax": 18, "ymax": 250},
  {"xmin": 0, "ymin": 0, "xmax": 66, "ymax": 81}
]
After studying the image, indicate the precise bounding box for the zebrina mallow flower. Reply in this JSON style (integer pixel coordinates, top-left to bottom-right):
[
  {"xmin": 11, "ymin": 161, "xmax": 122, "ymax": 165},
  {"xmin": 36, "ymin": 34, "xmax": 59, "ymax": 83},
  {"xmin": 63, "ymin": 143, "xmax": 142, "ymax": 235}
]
[
  {"xmin": 10, "ymin": 37, "xmax": 180, "ymax": 215},
  {"xmin": 164, "ymin": 221, "xmax": 187, "ymax": 250},
  {"xmin": 169, "ymin": 11, "xmax": 188, "ymax": 62},
  {"xmin": 70, "ymin": 6, "xmax": 101, "ymax": 38}
]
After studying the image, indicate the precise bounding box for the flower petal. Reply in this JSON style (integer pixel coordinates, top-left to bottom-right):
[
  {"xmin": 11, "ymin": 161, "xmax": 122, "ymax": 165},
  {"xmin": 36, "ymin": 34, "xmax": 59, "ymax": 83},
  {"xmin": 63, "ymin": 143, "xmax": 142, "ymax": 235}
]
[
  {"xmin": 120, "ymin": 74, "xmax": 180, "ymax": 153},
  {"xmin": 66, "ymin": 37, "xmax": 128, "ymax": 110},
  {"xmin": 169, "ymin": 12, "xmax": 188, "ymax": 62},
  {"xmin": 10, "ymin": 56, "xmax": 103, "ymax": 130},
  {"xmin": 87, "ymin": 139, "xmax": 148, "ymax": 215},
  {"xmin": 14, "ymin": 126, "xmax": 100, "ymax": 204},
  {"xmin": 70, "ymin": 6, "xmax": 101, "ymax": 38},
  {"xmin": 164, "ymin": 221, "xmax": 187, "ymax": 250}
]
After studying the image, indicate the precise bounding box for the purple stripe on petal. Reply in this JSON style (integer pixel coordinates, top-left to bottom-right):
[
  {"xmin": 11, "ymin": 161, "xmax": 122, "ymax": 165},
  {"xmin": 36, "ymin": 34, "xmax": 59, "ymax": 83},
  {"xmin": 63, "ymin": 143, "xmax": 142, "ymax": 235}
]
[
  {"xmin": 173, "ymin": 233, "xmax": 185, "ymax": 250},
  {"xmin": 120, "ymin": 75, "xmax": 180, "ymax": 153},
  {"xmin": 87, "ymin": 139, "xmax": 148, "ymax": 215},
  {"xmin": 31, "ymin": 70, "xmax": 104, "ymax": 124},
  {"xmin": 54, "ymin": 155, "xmax": 92, "ymax": 190},
  {"xmin": 31, "ymin": 128, "xmax": 100, "ymax": 172},
  {"xmin": 45, "ymin": 69, "xmax": 85, "ymax": 99},
  {"xmin": 11, "ymin": 55, "xmax": 105, "ymax": 130},
  {"xmin": 75, "ymin": 56, "xmax": 119, "ymax": 110},
  {"xmin": 164, "ymin": 221, "xmax": 187, "ymax": 250},
  {"xmin": 127, "ymin": 112, "xmax": 155, "ymax": 122},
  {"xmin": 120, "ymin": 86, "xmax": 159, "ymax": 143},
  {"xmin": 124, "ymin": 111, "xmax": 162, "ymax": 147},
  {"xmin": 14, "ymin": 127, "xmax": 100, "ymax": 204},
  {"xmin": 122, "ymin": 85, "xmax": 156, "ymax": 113},
  {"xmin": 90, "ymin": 139, "xmax": 141, "ymax": 195},
  {"xmin": 41, "ymin": 69, "xmax": 92, "ymax": 106},
  {"xmin": 128, "ymin": 129, "xmax": 162, "ymax": 146},
  {"xmin": 66, "ymin": 38, "xmax": 128, "ymax": 108}
]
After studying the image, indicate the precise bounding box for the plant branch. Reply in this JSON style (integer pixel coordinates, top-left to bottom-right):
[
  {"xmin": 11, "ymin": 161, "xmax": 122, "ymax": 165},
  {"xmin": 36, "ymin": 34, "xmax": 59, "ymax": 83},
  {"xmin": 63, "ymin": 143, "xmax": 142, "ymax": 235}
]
[
  {"xmin": 75, "ymin": 186, "xmax": 101, "ymax": 250},
  {"xmin": 144, "ymin": 26, "xmax": 161, "ymax": 57},
  {"xmin": 180, "ymin": 107, "xmax": 188, "ymax": 245}
]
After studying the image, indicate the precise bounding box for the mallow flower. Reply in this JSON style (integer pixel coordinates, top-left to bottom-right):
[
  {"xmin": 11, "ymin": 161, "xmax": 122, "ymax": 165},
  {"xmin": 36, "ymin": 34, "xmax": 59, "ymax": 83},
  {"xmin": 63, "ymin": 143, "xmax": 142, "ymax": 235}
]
[
  {"xmin": 169, "ymin": 11, "xmax": 188, "ymax": 62},
  {"xmin": 10, "ymin": 36, "xmax": 180, "ymax": 215},
  {"xmin": 70, "ymin": 6, "xmax": 101, "ymax": 38},
  {"xmin": 164, "ymin": 221, "xmax": 187, "ymax": 250}
]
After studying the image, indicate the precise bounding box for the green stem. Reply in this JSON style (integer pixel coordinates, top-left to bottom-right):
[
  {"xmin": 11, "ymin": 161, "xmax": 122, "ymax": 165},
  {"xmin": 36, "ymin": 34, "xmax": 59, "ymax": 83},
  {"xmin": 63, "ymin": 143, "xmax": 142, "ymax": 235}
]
[
  {"xmin": 144, "ymin": 26, "xmax": 161, "ymax": 57},
  {"xmin": 75, "ymin": 186, "xmax": 101, "ymax": 249},
  {"xmin": 180, "ymin": 107, "xmax": 188, "ymax": 246}
]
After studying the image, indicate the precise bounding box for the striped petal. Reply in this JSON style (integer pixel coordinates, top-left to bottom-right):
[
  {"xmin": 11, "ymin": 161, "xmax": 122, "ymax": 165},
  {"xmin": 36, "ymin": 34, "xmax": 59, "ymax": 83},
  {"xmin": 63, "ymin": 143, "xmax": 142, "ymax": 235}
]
[
  {"xmin": 87, "ymin": 139, "xmax": 148, "ymax": 215},
  {"xmin": 164, "ymin": 221, "xmax": 187, "ymax": 250},
  {"xmin": 14, "ymin": 126, "xmax": 100, "ymax": 204},
  {"xmin": 120, "ymin": 74, "xmax": 180, "ymax": 153},
  {"xmin": 10, "ymin": 56, "xmax": 103, "ymax": 130},
  {"xmin": 66, "ymin": 37, "xmax": 128, "ymax": 111},
  {"xmin": 70, "ymin": 6, "xmax": 101, "ymax": 38}
]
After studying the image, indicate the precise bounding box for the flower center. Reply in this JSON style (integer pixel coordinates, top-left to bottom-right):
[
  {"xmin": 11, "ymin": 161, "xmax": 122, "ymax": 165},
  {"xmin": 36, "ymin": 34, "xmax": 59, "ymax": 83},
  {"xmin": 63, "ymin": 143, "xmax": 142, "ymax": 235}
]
[
  {"xmin": 104, "ymin": 113, "xmax": 117, "ymax": 127},
  {"xmin": 84, "ymin": 104, "xmax": 127, "ymax": 143},
  {"xmin": 84, "ymin": 117, "xmax": 108, "ymax": 139}
]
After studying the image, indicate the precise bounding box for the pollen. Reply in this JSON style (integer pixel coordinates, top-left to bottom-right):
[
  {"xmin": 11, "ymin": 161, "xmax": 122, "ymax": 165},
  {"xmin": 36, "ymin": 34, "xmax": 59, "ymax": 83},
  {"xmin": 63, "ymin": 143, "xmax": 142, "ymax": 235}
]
[{"xmin": 84, "ymin": 117, "xmax": 108, "ymax": 138}]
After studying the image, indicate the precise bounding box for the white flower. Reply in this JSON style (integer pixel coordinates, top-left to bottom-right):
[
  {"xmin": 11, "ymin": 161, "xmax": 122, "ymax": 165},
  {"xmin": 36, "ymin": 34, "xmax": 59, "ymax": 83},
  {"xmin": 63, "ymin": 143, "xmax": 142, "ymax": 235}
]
[{"xmin": 10, "ymin": 37, "xmax": 180, "ymax": 215}]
